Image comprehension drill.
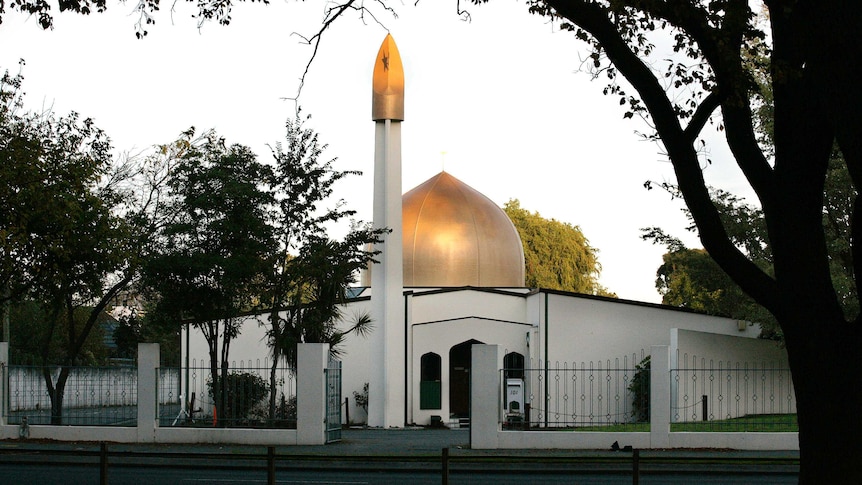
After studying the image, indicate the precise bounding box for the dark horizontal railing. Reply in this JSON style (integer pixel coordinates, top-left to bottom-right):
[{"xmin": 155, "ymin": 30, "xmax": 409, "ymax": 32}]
[{"xmin": 0, "ymin": 443, "xmax": 800, "ymax": 485}]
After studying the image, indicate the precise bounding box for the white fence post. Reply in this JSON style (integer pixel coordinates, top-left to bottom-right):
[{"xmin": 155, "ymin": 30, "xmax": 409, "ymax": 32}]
[
  {"xmin": 650, "ymin": 345, "xmax": 670, "ymax": 448},
  {"xmin": 0, "ymin": 342, "xmax": 7, "ymax": 427},
  {"xmin": 137, "ymin": 343, "xmax": 160, "ymax": 442},
  {"xmin": 470, "ymin": 344, "xmax": 500, "ymax": 449},
  {"xmin": 297, "ymin": 343, "xmax": 329, "ymax": 445}
]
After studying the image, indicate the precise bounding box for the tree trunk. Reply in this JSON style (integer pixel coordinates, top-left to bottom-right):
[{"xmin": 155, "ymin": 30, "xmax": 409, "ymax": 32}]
[
  {"xmin": 781, "ymin": 309, "xmax": 862, "ymax": 483},
  {"xmin": 267, "ymin": 309, "xmax": 282, "ymax": 422},
  {"xmin": 203, "ymin": 322, "xmax": 220, "ymax": 428},
  {"xmin": 219, "ymin": 327, "xmax": 232, "ymax": 427},
  {"xmin": 45, "ymin": 366, "xmax": 71, "ymax": 425}
]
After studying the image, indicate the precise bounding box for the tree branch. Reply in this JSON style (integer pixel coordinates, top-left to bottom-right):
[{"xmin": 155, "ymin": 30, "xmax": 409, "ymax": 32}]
[
  {"xmin": 682, "ymin": 90, "xmax": 720, "ymax": 144},
  {"xmin": 547, "ymin": 0, "xmax": 780, "ymax": 313},
  {"xmin": 642, "ymin": 0, "xmax": 776, "ymax": 205},
  {"xmin": 288, "ymin": 0, "xmax": 397, "ymax": 108}
]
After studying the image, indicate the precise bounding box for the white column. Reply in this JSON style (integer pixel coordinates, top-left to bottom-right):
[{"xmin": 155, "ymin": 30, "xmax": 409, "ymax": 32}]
[
  {"xmin": 404, "ymin": 291, "xmax": 413, "ymax": 424},
  {"xmin": 137, "ymin": 343, "xmax": 160, "ymax": 442},
  {"xmin": 369, "ymin": 119, "xmax": 405, "ymax": 428},
  {"xmin": 650, "ymin": 345, "xmax": 671, "ymax": 448},
  {"xmin": 297, "ymin": 343, "xmax": 329, "ymax": 445},
  {"xmin": 470, "ymin": 344, "xmax": 500, "ymax": 449}
]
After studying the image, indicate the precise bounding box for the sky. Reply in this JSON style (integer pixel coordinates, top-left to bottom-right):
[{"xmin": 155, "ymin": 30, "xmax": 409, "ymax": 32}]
[{"xmin": 0, "ymin": 1, "xmax": 756, "ymax": 303}]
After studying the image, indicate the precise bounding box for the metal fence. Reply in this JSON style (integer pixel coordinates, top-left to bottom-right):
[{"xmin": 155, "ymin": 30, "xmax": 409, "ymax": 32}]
[
  {"xmin": 3, "ymin": 365, "xmax": 152, "ymax": 426},
  {"xmin": 164, "ymin": 360, "xmax": 297, "ymax": 428},
  {"xmin": 325, "ymin": 359, "xmax": 342, "ymax": 443},
  {"xmin": 671, "ymin": 353, "xmax": 797, "ymax": 431},
  {"xmin": 503, "ymin": 351, "xmax": 648, "ymax": 430}
]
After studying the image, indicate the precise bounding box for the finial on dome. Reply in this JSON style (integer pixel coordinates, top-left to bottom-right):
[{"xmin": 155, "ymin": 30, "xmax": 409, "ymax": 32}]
[{"xmin": 372, "ymin": 34, "xmax": 405, "ymax": 121}]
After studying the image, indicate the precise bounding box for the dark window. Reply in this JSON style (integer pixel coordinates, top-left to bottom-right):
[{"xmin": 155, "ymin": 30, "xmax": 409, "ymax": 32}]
[
  {"xmin": 420, "ymin": 352, "xmax": 442, "ymax": 409},
  {"xmin": 504, "ymin": 352, "xmax": 525, "ymax": 380}
]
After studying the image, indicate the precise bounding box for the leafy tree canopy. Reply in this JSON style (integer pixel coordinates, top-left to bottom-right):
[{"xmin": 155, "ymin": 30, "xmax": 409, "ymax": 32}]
[
  {"xmin": 644, "ymin": 151, "xmax": 857, "ymax": 339},
  {"xmin": 504, "ymin": 199, "xmax": 613, "ymax": 297},
  {"xmin": 8, "ymin": 300, "xmax": 111, "ymax": 365},
  {"xmin": 0, "ymin": 66, "xmax": 154, "ymax": 423},
  {"xmin": 261, "ymin": 115, "xmax": 384, "ymax": 371}
]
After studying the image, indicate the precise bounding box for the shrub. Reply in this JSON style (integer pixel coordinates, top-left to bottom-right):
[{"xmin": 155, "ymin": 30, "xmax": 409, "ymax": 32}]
[
  {"xmin": 353, "ymin": 382, "xmax": 369, "ymax": 413},
  {"xmin": 629, "ymin": 355, "xmax": 650, "ymax": 422},
  {"xmin": 208, "ymin": 371, "xmax": 268, "ymax": 425}
]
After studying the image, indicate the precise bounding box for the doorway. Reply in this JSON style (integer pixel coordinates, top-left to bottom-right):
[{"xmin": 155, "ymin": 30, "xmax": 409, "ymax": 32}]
[{"xmin": 449, "ymin": 339, "xmax": 483, "ymax": 418}]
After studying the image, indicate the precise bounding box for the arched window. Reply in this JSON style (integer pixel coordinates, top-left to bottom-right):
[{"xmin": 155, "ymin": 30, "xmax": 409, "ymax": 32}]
[
  {"xmin": 504, "ymin": 352, "xmax": 525, "ymax": 380},
  {"xmin": 420, "ymin": 352, "xmax": 442, "ymax": 410}
]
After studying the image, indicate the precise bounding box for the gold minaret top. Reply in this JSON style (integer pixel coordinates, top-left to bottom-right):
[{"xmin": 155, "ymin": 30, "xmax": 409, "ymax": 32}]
[{"xmin": 372, "ymin": 34, "xmax": 405, "ymax": 121}]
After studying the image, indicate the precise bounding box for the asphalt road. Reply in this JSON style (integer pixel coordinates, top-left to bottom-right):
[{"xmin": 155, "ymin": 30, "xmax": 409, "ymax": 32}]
[
  {"xmin": 0, "ymin": 462, "xmax": 800, "ymax": 484},
  {"xmin": 0, "ymin": 428, "xmax": 799, "ymax": 484}
]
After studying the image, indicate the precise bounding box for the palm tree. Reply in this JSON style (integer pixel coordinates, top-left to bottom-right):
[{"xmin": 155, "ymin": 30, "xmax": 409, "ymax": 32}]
[{"xmin": 262, "ymin": 235, "xmax": 377, "ymax": 422}]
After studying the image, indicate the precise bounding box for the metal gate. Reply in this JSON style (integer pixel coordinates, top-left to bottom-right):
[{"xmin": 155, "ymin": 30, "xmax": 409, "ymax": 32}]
[{"xmin": 324, "ymin": 359, "xmax": 342, "ymax": 443}]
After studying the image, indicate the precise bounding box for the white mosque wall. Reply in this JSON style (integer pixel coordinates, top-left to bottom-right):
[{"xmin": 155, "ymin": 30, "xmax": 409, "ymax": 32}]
[
  {"xmin": 410, "ymin": 316, "xmax": 533, "ymax": 425},
  {"xmin": 669, "ymin": 328, "xmax": 793, "ymax": 422},
  {"xmin": 409, "ymin": 289, "xmax": 529, "ymax": 325},
  {"xmin": 183, "ymin": 289, "xmax": 777, "ymax": 428},
  {"xmin": 671, "ymin": 328, "xmax": 787, "ymax": 369},
  {"xmin": 537, "ymin": 293, "xmax": 761, "ymax": 367},
  {"xmin": 522, "ymin": 294, "xmax": 779, "ymax": 428},
  {"xmin": 334, "ymin": 298, "xmax": 374, "ymax": 425},
  {"xmin": 183, "ymin": 313, "xmax": 274, "ymax": 370}
]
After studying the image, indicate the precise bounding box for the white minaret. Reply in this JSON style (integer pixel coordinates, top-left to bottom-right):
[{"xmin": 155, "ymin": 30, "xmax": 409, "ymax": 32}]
[{"xmin": 368, "ymin": 34, "xmax": 405, "ymax": 428}]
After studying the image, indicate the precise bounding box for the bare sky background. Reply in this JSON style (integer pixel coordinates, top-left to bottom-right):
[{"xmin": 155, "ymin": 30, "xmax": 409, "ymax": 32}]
[{"xmin": 0, "ymin": 1, "xmax": 756, "ymax": 303}]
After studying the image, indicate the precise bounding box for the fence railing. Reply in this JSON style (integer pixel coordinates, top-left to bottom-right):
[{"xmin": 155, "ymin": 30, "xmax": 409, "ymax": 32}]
[
  {"xmin": 498, "ymin": 352, "xmax": 797, "ymax": 433},
  {"xmin": 504, "ymin": 352, "xmax": 648, "ymax": 430},
  {"xmin": 671, "ymin": 355, "xmax": 796, "ymax": 432},
  {"xmin": 0, "ymin": 343, "xmax": 333, "ymax": 446},
  {"xmin": 1, "ymin": 362, "xmax": 298, "ymax": 429},
  {"xmin": 163, "ymin": 361, "xmax": 297, "ymax": 428},
  {"xmin": 3, "ymin": 365, "xmax": 149, "ymax": 426}
]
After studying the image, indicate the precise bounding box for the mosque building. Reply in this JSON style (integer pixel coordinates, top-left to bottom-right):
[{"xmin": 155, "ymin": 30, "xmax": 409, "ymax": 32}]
[{"xmin": 183, "ymin": 35, "xmax": 787, "ymax": 428}]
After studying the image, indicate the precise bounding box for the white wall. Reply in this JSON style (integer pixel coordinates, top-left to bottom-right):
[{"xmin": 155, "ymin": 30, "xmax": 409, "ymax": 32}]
[
  {"xmin": 670, "ymin": 329, "xmax": 794, "ymax": 421},
  {"xmin": 470, "ymin": 343, "xmax": 799, "ymax": 451},
  {"xmin": 671, "ymin": 328, "xmax": 787, "ymax": 367},
  {"xmin": 537, "ymin": 293, "xmax": 759, "ymax": 366},
  {"xmin": 410, "ymin": 289, "xmax": 528, "ymax": 324},
  {"xmin": 184, "ymin": 313, "xmax": 274, "ymax": 369},
  {"xmin": 182, "ymin": 289, "xmax": 774, "ymax": 428},
  {"xmin": 411, "ymin": 317, "xmax": 531, "ymax": 425},
  {"xmin": 334, "ymin": 298, "xmax": 374, "ymax": 425}
]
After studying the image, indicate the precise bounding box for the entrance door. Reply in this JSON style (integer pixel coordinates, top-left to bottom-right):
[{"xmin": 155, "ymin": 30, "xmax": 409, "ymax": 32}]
[{"xmin": 449, "ymin": 339, "xmax": 483, "ymax": 418}]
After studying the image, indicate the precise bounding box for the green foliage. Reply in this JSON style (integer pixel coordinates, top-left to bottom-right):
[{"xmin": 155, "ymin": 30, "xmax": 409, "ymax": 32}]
[
  {"xmin": 641, "ymin": 36, "xmax": 857, "ymax": 337},
  {"xmin": 206, "ymin": 371, "xmax": 269, "ymax": 425},
  {"xmin": 503, "ymin": 199, "xmax": 614, "ymax": 296},
  {"xmin": 1, "ymin": 66, "xmax": 127, "ymax": 312},
  {"xmin": 143, "ymin": 131, "xmax": 275, "ymax": 327},
  {"xmin": 653, "ymin": 247, "xmax": 777, "ymax": 332},
  {"xmin": 644, "ymin": 158, "xmax": 856, "ymax": 339},
  {"xmin": 353, "ymin": 382, "xmax": 369, "ymax": 413},
  {"xmin": 8, "ymin": 300, "xmax": 109, "ymax": 365},
  {"xmin": 141, "ymin": 129, "xmax": 276, "ymax": 424},
  {"xmin": 628, "ymin": 355, "xmax": 650, "ymax": 423},
  {"xmin": 274, "ymin": 393, "xmax": 298, "ymax": 426},
  {"xmin": 0, "ymin": 66, "xmax": 149, "ymax": 423},
  {"xmin": 263, "ymin": 115, "xmax": 385, "ymax": 372},
  {"xmin": 112, "ymin": 309, "xmax": 181, "ymax": 366}
]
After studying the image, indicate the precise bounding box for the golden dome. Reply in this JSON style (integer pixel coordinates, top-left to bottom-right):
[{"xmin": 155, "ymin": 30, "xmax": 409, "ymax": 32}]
[{"xmin": 402, "ymin": 171, "xmax": 525, "ymax": 287}]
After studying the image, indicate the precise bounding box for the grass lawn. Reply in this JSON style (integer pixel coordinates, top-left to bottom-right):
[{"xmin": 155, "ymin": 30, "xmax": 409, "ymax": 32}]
[
  {"xmin": 670, "ymin": 413, "xmax": 798, "ymax": 432},
  {"xmin": 538, "ymin": 414, "xmax": 798, "ymax": 433}
]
